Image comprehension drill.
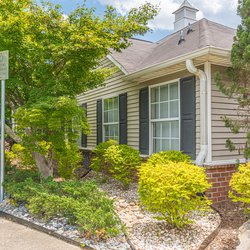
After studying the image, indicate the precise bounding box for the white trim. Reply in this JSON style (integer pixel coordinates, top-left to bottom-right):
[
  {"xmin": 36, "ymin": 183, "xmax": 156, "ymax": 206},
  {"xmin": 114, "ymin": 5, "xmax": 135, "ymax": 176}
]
[
  {"xmin": 149, "ymin": 79, "xmax": 180, "ymax": 154},
  {"xmin": 205, "ymin": 159, "xmax": 247, "ymax": 166},
  {"xmin": 204, "ymin": 62, "xmax": 212, "ymax": 163},
  {"xmin": 106, "ymin": 55, "xmax": 128, "ymax": 75},
  {"xmin": 125, "ymin": 47, "xmax": 230, "ymax": 81}
]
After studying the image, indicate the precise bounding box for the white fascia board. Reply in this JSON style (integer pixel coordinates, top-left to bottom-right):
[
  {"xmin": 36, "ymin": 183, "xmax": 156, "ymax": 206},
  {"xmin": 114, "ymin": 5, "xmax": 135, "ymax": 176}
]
[
  {"xmin": 125, "ymin": 47, "xmax": 231, "ymax": 81},
  {"xmin": 106, "ymin": 55, "xmax": 128, "ymax": 75}
]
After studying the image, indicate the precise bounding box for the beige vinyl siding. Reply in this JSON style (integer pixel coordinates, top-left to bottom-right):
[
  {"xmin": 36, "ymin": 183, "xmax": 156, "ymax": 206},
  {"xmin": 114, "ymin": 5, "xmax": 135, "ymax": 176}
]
[
  {"xmin": 78, "ymin": 58, "xmax": 200, "ymax": 156},
  {"xmin": 211, "ymin": 65, "xmax": 246, "ymax": 161}
]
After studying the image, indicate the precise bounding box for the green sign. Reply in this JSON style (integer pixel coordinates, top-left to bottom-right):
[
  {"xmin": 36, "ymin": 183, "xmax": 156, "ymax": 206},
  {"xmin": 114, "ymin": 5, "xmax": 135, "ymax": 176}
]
[{"xmin": 0, "ymin": 51, "xmax": 9, "ymax": 80}]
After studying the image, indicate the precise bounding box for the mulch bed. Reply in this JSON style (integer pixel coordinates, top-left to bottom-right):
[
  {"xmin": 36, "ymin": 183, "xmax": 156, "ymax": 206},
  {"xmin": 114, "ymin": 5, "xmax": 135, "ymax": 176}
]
[{"xmin": 206, "ymin": 200, "xmax": 249, "ymax": 250}]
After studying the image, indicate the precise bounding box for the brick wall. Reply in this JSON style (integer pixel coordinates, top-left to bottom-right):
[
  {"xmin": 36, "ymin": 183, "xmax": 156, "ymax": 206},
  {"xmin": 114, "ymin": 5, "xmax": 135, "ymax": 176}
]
[{"xmin": 205, "ymin": 164, "xmax": 237, "ymax": 204}]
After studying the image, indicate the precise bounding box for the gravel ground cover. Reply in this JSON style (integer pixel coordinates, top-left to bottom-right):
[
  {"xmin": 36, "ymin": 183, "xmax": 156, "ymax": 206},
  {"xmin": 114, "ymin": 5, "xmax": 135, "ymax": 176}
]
[
  {"xmin": 0, "ymin": 172, "xmax": 221, "ymax": 250},
  {"xmin": 95, "ymin": 173, "xmax": 221, "ymax": 250}
]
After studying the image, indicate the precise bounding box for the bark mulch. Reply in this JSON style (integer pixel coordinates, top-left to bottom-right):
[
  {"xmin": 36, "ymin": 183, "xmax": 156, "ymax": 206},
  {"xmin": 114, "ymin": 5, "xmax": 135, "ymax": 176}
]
[{"xmin": 206, "ymin": 201, "xmax": 249, "ymax": 250}]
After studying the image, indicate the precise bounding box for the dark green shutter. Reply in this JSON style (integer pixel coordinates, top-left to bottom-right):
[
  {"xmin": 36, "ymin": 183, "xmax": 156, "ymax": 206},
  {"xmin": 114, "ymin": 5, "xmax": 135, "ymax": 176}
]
[
  {"xmin": 139, "ymin": 87, "xmax": 149, "ymax": 154},
  {"xmin": 81, "ymin": 103, "xmax": 87, "ymax": 148},
  {"xmin": 96, "ymin": 99, "xmax": 102, "ymax": 145},
  {"xmin": 119, "ymin": 93, "xmax": 127, "ymax": 144},
  {"xmin": 180, "ymin": 76, "xmax": 196, "ymax": 159}
]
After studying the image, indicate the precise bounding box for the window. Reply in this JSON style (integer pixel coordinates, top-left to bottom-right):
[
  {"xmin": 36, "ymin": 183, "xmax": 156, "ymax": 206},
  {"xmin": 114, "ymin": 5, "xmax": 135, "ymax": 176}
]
[
  {"xmin": 103, "ymin": 96, "xmax": 119, "ymax": 141},
  {"xmin": 150, "ymin": 82, "xmax": 180, "ymax": 153}
]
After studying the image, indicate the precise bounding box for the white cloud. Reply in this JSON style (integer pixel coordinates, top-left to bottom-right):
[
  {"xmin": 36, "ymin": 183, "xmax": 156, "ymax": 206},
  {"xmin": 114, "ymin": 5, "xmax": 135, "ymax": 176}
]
[{"xmin": 97, "ymin": 0, "xmax": 240, "ymax": 31}]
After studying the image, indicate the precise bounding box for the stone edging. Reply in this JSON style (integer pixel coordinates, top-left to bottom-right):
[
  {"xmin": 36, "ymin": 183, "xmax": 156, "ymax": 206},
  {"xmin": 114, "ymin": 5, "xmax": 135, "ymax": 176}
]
[
  {"xmin": 0, "ymin": 211, "xmax": 94, "ymax": 250},
  {"xmin": 198, "ymin": 206, "xmax": 222, "ymax": 250}
]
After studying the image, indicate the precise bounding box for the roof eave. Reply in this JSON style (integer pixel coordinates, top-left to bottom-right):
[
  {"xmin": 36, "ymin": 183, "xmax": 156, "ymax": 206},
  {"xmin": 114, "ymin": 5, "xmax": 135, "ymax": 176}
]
[{"xmin": 124, "ymin": 46, "xmax": 231, "ymax": 81}]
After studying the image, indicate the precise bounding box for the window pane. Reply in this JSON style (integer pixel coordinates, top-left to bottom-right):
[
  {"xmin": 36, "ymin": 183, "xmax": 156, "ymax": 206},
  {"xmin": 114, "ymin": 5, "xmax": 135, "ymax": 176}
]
[
  {"xmin": 160, "ymin": 85, "xmax": 168, "ymax": 102},
  {"xmin": 171, "ymin": 121, "xmax": 179, "ymax": 138},
  {"xmin": 170, "ymin": 100, "xmax": 179, "ymax": 118},
  {"xmin": 109, "ymin": 98, "xmax": 113, "ymax": 110},
  {"xmin": 114, "ymin": 110, "xmax": 118, "ymax": 122},
  {"xmin": 107, "ymin": 111, "xmax": 113, "ymax": 122},
  {"xmin": 104, "ymin": 125, "xmax": 109, "ymax": 137},
  {"xmin": 153, "ymin": 139, "xmax": 161, "ymax": 153},
  {"xmin": 170, "ymin": 83, "xmax": 178, "ymax": 100},
  {"xmin": 162, "ymin": 139, "xmax": 170, "ymax": 151},
  {"xmin": 104, "ymin": 100, "xmax": 108, "ymax": 111},
  {"xmin": 151, "ymin": 103, "xmax": 159, "ymax": 119},
  {"xmin": 162, "ymin": 122, "xmax": 170, "ymax": 138},
  {"xmin": 171, "ymin": 139, "xmax": 179, "ymax": 150},
  {"xmin": 153, "ymin": 122, "xmax": 161, "ymax": 137},
  {"xmin": 151, "ymin": 87, "xmax": 159, "ymax": 103},
  {"xmin": 160, "ymin": 102, "xmax": 168, "ymax": 119},
  {"xmin": 104, "ymin": 111, "xmax": 108, "ymax": 123},
  {"xmin": 114, "ymin": 97, "xmax": 118, "ymax": 109}
]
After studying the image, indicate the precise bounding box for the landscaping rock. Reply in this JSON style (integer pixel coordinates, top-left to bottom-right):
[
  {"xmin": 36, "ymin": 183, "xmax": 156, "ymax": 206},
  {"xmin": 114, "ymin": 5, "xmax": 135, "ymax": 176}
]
[{"xmin": 237, "ymin": 220, "xmax": 250, "ymax": 250}]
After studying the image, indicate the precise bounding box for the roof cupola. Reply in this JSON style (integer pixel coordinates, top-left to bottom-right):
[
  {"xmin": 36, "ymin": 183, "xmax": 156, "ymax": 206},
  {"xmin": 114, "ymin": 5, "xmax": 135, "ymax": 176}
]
[{"xmin": 173, "ymin": 0, "xmax": 198, "ymax": 32}]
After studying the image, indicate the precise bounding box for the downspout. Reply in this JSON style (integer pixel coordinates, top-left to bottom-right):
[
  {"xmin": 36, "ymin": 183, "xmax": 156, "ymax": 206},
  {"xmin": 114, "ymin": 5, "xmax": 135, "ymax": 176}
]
[{"xmin": 186, "ymin": 59, "xmax": 208, "ymax": 165}]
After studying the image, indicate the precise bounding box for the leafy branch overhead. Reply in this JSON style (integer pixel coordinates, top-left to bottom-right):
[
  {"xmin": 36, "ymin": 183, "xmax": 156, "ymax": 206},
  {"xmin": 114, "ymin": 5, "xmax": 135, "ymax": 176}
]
[
  {"xmin": 215, "ymin": 0, "xmax": 250, "ymax": 161},
  {"xmin": 0, "ymin": 0, "xmax": 159, "ymax": 178}
]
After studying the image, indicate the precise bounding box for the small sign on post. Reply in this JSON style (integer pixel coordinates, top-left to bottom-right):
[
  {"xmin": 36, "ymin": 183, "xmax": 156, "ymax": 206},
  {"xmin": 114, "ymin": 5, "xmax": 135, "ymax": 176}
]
[
  {"xmin": 0, "ymin": 51, "xmax": 9, "ymax": 80},
  {"xmin": 0, "ymin": 50, "xmax": 9, "ymax": 202}
]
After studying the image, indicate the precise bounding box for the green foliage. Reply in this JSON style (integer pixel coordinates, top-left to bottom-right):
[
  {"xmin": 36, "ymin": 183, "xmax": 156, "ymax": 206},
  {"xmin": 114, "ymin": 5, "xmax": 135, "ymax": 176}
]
[
  {"xmin": 4, "ymin": 167, "xmax": 121, "ymax": 238},
  {"xmin": 215, "ymin": 0, "xmax": 250, "ymax": 161},
  {"xmin": 90, "ymin": 140, "xmax": 118, "ymax": 172},
  {"xmin": 104, "ymin": 144, "xmax": 141, "ymax": 187},
  {"xmin": 138, "ymin": 162, "xmax": 211, "ymax": 228},
  {"xmin": 229, "ymin": 162, "xmax": 250, "ymax": 213},
  {"xmin": 147, "ymin": 150, "xmax": 191, "ymax": 166},
  {"xmin": 0, "ymin": 0, "xmax": 158, "ymax": 177},
  {"xmin": 5, "ymin": 143, "xmax": 35, "ymax": 169},
  {"xmin": 91, "ymin": 141, "xmax": 141, "ymax": 187}
]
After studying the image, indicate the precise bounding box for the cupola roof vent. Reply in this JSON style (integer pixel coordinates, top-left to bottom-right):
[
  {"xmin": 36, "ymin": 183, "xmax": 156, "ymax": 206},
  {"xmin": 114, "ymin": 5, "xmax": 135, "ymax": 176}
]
[{"xmin": 173, "ymin": 0, "xmax": 198, "ymax": 32}]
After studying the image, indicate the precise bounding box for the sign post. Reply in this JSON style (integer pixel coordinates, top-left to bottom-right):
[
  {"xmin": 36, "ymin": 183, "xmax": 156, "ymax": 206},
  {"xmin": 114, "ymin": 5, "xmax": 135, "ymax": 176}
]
[{"xmin": 0, "ymin": 51, "xmax": 9, "ymax": 202}]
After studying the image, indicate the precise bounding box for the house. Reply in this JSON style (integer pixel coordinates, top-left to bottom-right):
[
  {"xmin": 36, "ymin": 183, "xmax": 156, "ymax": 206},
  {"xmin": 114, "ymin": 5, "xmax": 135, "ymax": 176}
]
[{"xmin": 77, "ymin": 0, "xmax": 246, "ymax": 203}]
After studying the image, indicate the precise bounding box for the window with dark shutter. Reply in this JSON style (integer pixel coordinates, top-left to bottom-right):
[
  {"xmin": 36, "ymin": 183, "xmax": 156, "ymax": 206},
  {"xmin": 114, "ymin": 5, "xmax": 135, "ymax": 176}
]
[
  {"xmin": 81, "ymin": 103, "xmax": 87, "ymax": 148},
  {"xmin": 119, "ymin": 93, "xmax": 127, "ymax": 144},
  {"xmin": 139, "ymin": 87, "xmax": 149, "ymax": 154},
  {"xmin": 180, "ymin": 76, "xmax": 196, "ymax": 159},
  {"xmin": 96, "ymin": 99, "xmax": 102, "ymax": 145}
]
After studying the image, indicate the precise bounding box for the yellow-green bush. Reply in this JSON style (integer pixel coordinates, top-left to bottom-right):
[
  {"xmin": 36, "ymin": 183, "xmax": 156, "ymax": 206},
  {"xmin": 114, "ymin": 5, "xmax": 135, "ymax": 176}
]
[
  {"xmin": 229, "ymin": 163, "xmax": 250, "ymax": 212},
  {"xmin": 90, "ymin": 140, "xmax": 118, "ymax": 173},
  {"xmin": 147, "ymin": 150, "xmax": 191, "ymax": 166},
  {"xmin": 104, "ymin": 144, "xmax": 141, "ymax": 187},
  {"xmin": 90, "ymin": 141, "xmax": 141, "ymax": 187},
  {"xmin": 138, "ymin": 161, "xmax": 211, "ymax": 228}
]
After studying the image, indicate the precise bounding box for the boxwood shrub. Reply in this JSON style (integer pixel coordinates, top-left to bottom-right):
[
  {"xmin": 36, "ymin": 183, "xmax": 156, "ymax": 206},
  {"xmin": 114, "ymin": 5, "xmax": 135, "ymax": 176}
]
[
  {"xmin": 229, "ymin": 163, "xmax": 250, "ymax": 212},
  {"xmin": 138, "ymin": 161, "xmax": 211, "ymax": 228}
]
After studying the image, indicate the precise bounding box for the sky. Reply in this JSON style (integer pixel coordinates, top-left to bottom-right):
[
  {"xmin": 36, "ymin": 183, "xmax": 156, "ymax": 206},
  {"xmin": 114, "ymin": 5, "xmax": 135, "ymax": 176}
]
[{"xmin": 46, "ymin": 0, "xmax": 241, "ymax": 42}]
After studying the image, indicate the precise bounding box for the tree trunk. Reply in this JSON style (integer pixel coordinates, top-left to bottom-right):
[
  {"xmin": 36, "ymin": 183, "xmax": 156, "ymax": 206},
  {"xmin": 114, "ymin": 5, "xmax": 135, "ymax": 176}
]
[
  {"xmin": 32, "ymin": 152, "xmax": 53, "ymax": 178},
  {"xmin": 5, "ymin": 123, "xmax": 53, "ymax": 178}
]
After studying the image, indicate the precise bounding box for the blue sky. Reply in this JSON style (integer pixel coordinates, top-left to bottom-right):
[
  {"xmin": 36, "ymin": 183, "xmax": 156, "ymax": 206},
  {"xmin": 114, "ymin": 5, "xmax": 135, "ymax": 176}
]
[{"xmin": 46, "ymin": 0, "xmax": 240, "ymax": 42}]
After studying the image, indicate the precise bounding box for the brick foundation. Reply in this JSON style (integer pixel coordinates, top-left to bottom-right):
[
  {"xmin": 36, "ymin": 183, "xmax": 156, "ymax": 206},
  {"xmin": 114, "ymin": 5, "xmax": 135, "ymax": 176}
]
[{"xmin": 205, "ymin": 164, "xmax": 237, "ymax": 204}]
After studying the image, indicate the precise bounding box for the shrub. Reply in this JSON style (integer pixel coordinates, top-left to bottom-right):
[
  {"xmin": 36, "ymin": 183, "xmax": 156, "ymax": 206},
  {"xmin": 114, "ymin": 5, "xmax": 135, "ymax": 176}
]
[
  {"xmin": 229, "ymin": 163, "xmax": 250, "ymax": 212},
  {"xmin": 147, "ymin": 150, "xmax": 191, "ymax": 166},
  {"xmin": 4, "ymin": 167, "xmax": 121, "ymax": 238},
  {"xmin": 104, "ymin": 144, "xmax": 141, "ymax": 187},
  {"xmin": 90, "ymin": 141, "xmax": 141, "ymax": 187},
  {"xmin": 90, "ymin": 140, "xmax": 118, "ymax": 173},
  {"xmin": 138, "ymin": 161, "xmax": 211, "ymax": 228}
]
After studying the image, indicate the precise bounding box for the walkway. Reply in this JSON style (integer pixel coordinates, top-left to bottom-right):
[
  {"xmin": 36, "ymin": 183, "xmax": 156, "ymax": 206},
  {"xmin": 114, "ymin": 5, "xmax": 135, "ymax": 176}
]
[{"xmin": 0, "ymin": 218, "xmax": 81, "ymax": 250}]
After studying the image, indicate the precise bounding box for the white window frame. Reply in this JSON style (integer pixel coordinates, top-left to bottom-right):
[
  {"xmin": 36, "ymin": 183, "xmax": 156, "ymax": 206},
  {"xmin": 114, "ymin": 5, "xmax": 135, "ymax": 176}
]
[
  {"xmin": 102, "ymin": 95, "xmax": 119, "ymax": 142},
  {"xmin": 149, "ymin": 79, "xmax": 181, "ymax": 154}
]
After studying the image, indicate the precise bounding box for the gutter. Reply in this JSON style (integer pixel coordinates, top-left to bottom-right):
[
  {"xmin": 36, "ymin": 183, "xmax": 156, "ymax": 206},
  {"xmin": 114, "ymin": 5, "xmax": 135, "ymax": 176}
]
[
  {"xmin": 124, "ymin": 47, "xmax": 230, "ymax": 81},
  {"xmin": 186, "ymin": 59, "xmax": 208, "ymax": 165}
]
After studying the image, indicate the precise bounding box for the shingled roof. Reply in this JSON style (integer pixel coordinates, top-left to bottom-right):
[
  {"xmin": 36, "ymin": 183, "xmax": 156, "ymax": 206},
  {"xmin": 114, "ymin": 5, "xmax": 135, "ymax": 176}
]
[{"xmin": 111, "ymin": 18, "xmax": 236, "ymax": 74}]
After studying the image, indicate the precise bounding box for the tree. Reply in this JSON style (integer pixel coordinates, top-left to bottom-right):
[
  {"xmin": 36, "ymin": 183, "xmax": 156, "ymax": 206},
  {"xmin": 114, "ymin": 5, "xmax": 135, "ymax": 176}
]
[
  {"xmin": 0, "ymin": 0, "xmax": 159, "ymax": 178},
  {"xmin": 216, "ymin": 0, "xmax": 250, "ymax": 162}
]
